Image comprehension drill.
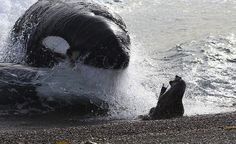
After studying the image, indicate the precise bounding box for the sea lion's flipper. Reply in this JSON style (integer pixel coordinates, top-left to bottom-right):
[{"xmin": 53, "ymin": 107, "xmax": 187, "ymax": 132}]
[{"xmin": 160, "ymin": 84, "xmax": 167, "ymax": 95}]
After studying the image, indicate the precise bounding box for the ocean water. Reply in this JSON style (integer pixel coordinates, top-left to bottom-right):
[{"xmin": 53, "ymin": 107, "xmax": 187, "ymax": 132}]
[{"xmin": 0, "ymin": 0, "xmax": 235, "ymax": 119}]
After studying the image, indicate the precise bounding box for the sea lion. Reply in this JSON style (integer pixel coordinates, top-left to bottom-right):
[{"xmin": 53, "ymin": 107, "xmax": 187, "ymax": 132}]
[
  {"xmin": 142, "ymin": 75, "xmax": 186, "ymax": 120},
  {"xmin": 9, "ymin": 0, "xmax": 130, "ymax": 69}
]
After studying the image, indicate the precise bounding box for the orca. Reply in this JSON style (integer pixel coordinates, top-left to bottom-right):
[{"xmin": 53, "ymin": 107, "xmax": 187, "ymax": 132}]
[{"xmin": 10, "ymin": 0, "xmax": 130, "ymax": 69}]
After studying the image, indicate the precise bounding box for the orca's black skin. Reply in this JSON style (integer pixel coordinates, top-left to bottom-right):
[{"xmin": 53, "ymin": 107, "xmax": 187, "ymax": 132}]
[
  {"xmin": 10, "ymin": 0, "xmax": 130, "ymax": 69},
  {"xmin": 142, "ymin": 75, "xmax": 186, "ymax": 120},
  {"xmin": 0, "ymin": 63, "xmax": 109, "ymax": 115}
]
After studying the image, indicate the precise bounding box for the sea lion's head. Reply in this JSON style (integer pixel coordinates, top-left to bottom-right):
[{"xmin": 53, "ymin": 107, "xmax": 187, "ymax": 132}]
[{"xmin": 168, "ymin": 75, "xmax": 186, "ymax": 99}]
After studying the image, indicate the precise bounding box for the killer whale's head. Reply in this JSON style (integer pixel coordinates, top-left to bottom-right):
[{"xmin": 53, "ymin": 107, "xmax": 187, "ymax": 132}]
[
  {"xmin": 41, "ymin": 14, "xmax": 130, "ymax": 69},
  {"xmin": 13, "ymin": 0, "xmax": 130, "ymax": 69},
  {"xmin": 63, "ymin": 14, "xmax": 130, "ymax": 69},
  {"xmin": 40, "ymin": 15, "xmax": 130, "ymax": 69},
  {"xmin": 30, "ymin": 15, "xmax": 130, "ymax": 69}
]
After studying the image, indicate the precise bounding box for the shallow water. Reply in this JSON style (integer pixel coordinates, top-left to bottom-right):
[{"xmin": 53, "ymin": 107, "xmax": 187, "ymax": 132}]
[{"xmin": 0, "ymin": 0, "xmax": 235, "ymax": 119}]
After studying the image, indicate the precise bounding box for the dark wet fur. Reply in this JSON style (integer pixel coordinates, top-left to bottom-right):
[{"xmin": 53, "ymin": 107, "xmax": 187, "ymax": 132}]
[{"xmin": 142, "ymin": 76, "xmax": 186, "ymax": 120}]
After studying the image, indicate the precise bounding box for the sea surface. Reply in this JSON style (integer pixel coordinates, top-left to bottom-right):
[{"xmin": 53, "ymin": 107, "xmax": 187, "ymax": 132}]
[{"xmin": 0, "ymin": 0, "xmax": 235, "ymax": 119}]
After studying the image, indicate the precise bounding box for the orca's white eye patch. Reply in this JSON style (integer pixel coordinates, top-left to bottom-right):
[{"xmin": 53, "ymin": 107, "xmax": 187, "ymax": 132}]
[{"xmin": 42, "ymin": 36, "xmax": 70, "ymax": 54}]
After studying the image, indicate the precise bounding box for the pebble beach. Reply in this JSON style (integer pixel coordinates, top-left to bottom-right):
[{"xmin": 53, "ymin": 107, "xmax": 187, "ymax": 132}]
[{"xmin": 0, "ymin": 112, "xmax": 235, "ymax": 144}]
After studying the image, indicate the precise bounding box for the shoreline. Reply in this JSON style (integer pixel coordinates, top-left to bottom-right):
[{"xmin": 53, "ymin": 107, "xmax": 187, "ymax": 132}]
[{"xmin": 0, "ymin": 112, "xmax": 235, "ymax": 143}]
